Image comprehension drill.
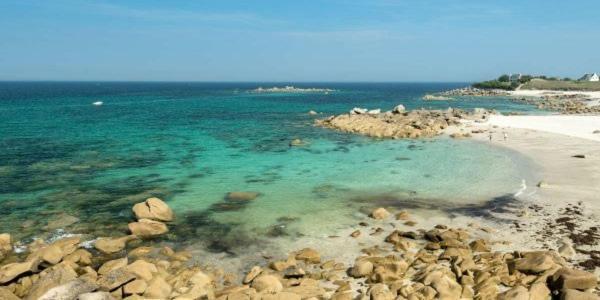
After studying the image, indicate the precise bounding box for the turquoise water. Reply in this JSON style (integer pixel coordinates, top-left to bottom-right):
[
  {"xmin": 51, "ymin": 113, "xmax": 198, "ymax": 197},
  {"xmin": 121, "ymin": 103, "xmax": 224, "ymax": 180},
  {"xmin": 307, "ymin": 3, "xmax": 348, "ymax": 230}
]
[{"xmin": 0, "ymin": 82, "xmax": 538, "ymax": 251}]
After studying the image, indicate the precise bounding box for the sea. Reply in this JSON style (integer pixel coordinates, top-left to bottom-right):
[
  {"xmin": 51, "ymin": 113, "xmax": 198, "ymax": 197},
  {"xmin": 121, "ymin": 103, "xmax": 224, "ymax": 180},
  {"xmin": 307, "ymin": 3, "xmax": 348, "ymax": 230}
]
[{"xmin": 0, "ymin": 82, "xmax": 541, "ymax": 255}]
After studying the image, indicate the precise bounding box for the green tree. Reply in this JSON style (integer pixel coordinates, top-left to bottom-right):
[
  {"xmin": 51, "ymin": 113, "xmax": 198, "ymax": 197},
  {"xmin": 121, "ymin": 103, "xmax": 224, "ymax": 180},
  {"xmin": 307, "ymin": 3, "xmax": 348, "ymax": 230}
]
[
  {"xmin": 519, "ymin": 75, "xmax": 533, "ymax": 83},
  {"xmin": 498, "ymin": 74, "xmax": 510, "ymax": 82}
]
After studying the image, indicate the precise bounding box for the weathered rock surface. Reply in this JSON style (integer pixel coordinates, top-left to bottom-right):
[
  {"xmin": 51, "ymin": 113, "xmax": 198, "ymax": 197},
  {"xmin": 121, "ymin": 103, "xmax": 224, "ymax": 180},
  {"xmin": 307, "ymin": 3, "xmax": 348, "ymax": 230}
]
[
  {"xmin": 94, "ymin": 235, "xmax": 137, "ymax": 254},
  {"xmin": 0, "ymin": 287, "xmax": 20, "ymax": 300},
  {"xmin": 128, "ymin": 219, "xmax": 169, "ymax": 237},
  {"xmin": 78, "ymin": 292, "xmax": 116, "ymax": 300},
  {"xmin": 144, "ymin": 276, "xmax": 172, "ymax": 299},
  {"xmin": 126, "ymin": 259, "xmax": 157, "ymax": 281},
  {"xmin": 25, "ymin": 263, "xmax": 78, "ymax": 300},
  {"xmin": 0, "ymin": 259, "xmax": 39, "ymax": 284},
  {"xmin": 97, "ymin": 268, "xmax": 136, "ymax": 291},
  {"xmin": 251, "ymin": 275, "xmax": 283, "ymax": 293},
  {"xmin": 295, "ymin": 248, "xmax": 320, "ymax": 264},
  {"xmin": 98, "ymin": 258, "xmax": 128, "ymax": 276},
  {"xmin": 550, "ymin": 267, "xmax": 598, "ymax": 290},
  {"xmin": 132, "ymin": 197, "xmax": 174, "ymax": 222},
  {"xmin": 0, "ymin": 234, "xmax": 11, "ymax": 262},
  {"xmin": 37, "ymin": 278, "xmax": 98, "ymax": 300},
  {"xmin": 561, "ymin": 289, "xmax": 600, "ymax": 300},
  {"xmin": 514, "ymin": 252, "xmax": 557, "ymax": 273}
]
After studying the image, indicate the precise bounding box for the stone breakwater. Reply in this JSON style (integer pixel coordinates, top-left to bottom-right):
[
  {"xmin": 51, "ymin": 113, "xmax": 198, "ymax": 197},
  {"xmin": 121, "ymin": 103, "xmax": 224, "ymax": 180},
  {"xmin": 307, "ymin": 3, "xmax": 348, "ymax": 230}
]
[
  {"xmin": 315, "ymin": 107, "xmax": 493, "ymax": 139},
  {"xmin": 0, "ymin": 199, "xmax": 598, "ymax": 299}
]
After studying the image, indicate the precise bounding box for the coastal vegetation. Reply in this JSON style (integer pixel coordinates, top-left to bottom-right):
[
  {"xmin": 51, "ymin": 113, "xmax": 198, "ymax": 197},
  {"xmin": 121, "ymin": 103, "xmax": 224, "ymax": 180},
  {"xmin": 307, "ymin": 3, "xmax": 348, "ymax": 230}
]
[
  {"xmin": 472, "ymin": 74, "xmax": 532, "ymax": 90},
  {"xmin": 472, "ymin": 74, "xmax": 600, "ymax": 91},
  {"xmin": 521, "ymin": 78, "xmax": 600, "ymax": 91},
  {"xmin": 471, "ymin": 74, "xmax": 600, "ymax": 91}
]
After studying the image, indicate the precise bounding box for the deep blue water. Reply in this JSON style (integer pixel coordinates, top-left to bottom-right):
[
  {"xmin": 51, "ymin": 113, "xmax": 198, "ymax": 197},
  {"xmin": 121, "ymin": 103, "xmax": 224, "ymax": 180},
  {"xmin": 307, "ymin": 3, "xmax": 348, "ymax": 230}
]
[{"xmin": 0, "ymin": 82, "xmax": 538, "ymax": 251}]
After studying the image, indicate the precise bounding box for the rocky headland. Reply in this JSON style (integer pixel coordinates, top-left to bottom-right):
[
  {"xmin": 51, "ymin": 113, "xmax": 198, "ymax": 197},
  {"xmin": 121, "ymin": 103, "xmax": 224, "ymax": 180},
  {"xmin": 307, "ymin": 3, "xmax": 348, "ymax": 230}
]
[{"xmin": 315, "ymin": 106, "xmax": 493, "ymax": 139}]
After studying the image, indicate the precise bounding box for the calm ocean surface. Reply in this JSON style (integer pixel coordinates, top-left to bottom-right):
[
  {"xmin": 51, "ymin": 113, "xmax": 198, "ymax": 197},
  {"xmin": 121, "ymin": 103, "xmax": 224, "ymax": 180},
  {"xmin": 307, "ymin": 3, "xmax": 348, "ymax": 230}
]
[{"xmin": 0, "ymin": 82, "xmax": 539, "ymax": 252}]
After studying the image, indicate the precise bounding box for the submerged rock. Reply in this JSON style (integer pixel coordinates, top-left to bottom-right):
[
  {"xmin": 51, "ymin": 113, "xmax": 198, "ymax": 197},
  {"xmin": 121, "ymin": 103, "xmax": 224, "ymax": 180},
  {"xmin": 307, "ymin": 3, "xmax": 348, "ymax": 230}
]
[
  {"xmin": 422, "ymin": 94, "xmax": 452, "ymax": 101},
  {"xmin": 43, "ymin": 214, "xmax": 80, "ymax": 231},
  {"xmin": 370, "ymin": 207, "xmax": 390, "ymax": 220},
  {"xmin": 225, "ymin": 191, "xmax": 261, "ymax": 201},
  {"xmin": 289, "ymin": 139, "xmax": 306, "ymax": 147}
]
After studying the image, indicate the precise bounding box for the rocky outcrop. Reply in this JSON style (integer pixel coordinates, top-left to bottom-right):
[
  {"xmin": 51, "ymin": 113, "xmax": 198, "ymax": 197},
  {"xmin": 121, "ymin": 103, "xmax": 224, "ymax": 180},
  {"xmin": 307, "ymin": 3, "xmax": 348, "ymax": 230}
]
[
  {"xmin": 316, "ymin": 107, "xmax": 492, "ymax": 139},
  {"xmin": 439, "ymin": 87, "xmax": 510, "ymax": 97}
]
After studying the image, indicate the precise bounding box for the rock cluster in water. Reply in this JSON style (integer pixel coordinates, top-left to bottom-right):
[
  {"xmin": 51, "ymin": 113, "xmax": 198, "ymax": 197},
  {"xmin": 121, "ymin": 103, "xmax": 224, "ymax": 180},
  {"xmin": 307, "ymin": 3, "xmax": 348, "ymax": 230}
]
[
  {"xmin": 511, "ymin": 95, "xmax": 600, "ymax": 115},
  {"xmin": 437, "ymin": 88, "xmax": 510, "ymax": 97},
  {"xmin": 0, "ymin": 199, "xmax": 599, "ymax": 299},
  {"xmin": 316, "ymin": 107, "xmax": 492, "ymax": 139},
  {"xmin": 422, "ymin": 95, "xmax": 453, "ymax": 101}
]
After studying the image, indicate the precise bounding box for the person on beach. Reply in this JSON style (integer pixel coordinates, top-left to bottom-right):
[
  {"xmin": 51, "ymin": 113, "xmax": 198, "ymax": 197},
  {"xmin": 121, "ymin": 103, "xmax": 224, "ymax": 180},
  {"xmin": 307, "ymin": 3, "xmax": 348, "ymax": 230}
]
[
  {"xmin": 503, "ymin": 132, "xmax": 508, "ymax": 141},
  {"xmin": 489, "ymin": 132, "xmax": 493, "ymax": 142}
]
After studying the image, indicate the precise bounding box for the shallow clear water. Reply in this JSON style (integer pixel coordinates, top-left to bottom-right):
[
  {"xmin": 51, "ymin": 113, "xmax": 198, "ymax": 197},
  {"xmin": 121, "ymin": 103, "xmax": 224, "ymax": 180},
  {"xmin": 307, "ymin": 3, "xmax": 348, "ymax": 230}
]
[{"xmin": 0, "ymin": 82, "xmax": 538, "ymax": 251}]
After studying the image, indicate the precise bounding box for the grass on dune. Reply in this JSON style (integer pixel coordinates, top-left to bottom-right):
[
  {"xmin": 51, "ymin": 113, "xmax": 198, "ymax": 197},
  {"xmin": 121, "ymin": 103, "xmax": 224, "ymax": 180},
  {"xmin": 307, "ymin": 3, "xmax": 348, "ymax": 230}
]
[{"xmin": 521, "ymin": 79, "xmax": 600, "ymax": 91}]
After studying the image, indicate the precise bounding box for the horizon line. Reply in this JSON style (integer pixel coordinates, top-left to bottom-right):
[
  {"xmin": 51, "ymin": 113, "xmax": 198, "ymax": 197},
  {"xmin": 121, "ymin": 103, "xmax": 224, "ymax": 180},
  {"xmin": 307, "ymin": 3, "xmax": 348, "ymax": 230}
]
[{"xmin": 0, "ymin": 80, "xmax": 473, "ymax": 84}]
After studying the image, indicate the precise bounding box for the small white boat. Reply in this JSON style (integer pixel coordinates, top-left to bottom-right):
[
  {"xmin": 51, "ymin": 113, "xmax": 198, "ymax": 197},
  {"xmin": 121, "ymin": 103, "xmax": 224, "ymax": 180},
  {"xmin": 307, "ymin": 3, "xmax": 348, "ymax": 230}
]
[{"xmin": 92, "ymin": 101, "xmax": 103, "ymax": 106}]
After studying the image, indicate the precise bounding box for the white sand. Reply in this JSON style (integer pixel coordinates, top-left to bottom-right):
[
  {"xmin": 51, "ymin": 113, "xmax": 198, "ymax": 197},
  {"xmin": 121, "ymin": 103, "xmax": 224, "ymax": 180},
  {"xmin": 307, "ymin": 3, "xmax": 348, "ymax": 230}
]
[{"xmin": 484, "ymin": 115, "xmax": 600, "ymax": 142}]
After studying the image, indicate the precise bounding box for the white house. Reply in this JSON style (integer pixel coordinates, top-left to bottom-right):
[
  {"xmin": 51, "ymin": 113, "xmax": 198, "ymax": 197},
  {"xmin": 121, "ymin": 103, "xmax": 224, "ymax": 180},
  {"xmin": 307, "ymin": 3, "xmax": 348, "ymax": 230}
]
[{"xmin": 579, "ymin": 73, "xmax": 599, "ymax": 82}]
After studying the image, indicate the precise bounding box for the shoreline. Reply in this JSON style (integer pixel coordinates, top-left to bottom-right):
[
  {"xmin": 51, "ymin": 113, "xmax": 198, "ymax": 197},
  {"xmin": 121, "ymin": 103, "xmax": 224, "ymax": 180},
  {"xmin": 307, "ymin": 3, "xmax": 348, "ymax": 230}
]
[
  {"xmin": 2, "ymin": 110, "xmax": 600, "ymax": 298},
  {"xmin": 146, "ymin": 114, "xmax": 600, "ymax": 293}
]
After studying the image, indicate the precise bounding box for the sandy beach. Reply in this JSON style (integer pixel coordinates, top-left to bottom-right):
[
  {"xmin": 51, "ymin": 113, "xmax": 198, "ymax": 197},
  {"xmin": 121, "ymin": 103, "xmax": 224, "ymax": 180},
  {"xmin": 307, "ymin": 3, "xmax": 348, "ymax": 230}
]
[{"xmin": 456, "ymin": 115, "xmax": 600, "ymax": 258}]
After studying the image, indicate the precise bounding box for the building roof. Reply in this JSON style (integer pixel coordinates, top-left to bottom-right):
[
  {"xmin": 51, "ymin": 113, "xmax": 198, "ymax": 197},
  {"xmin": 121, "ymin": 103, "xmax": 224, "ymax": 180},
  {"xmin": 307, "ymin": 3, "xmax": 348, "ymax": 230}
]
[{"xmin": 579, "ymin": 73, "xmax": 599, "ymax": 80}]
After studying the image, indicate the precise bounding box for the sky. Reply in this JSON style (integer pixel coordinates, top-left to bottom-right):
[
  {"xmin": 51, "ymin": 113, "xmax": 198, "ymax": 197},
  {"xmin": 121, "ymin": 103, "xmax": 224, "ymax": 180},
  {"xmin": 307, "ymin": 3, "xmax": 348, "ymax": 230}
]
[{"xmin": 1, "ymin": 0, "xmax": 599, "ymax": 82}]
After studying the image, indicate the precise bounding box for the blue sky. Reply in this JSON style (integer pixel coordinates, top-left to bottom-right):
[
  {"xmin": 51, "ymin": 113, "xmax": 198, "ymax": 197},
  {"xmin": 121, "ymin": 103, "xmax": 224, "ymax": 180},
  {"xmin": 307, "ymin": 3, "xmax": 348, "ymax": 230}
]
[{"xmin": 1, "ymin": 0, "xmax": 599, "ymax": 81}]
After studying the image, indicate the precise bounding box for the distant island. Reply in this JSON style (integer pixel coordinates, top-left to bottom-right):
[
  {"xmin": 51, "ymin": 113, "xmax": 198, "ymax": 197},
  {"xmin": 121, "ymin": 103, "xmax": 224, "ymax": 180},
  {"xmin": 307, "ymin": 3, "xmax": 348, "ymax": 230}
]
[{"xmin": 473, "ymin": 73, "xmax": 600, "ymax": 91}]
